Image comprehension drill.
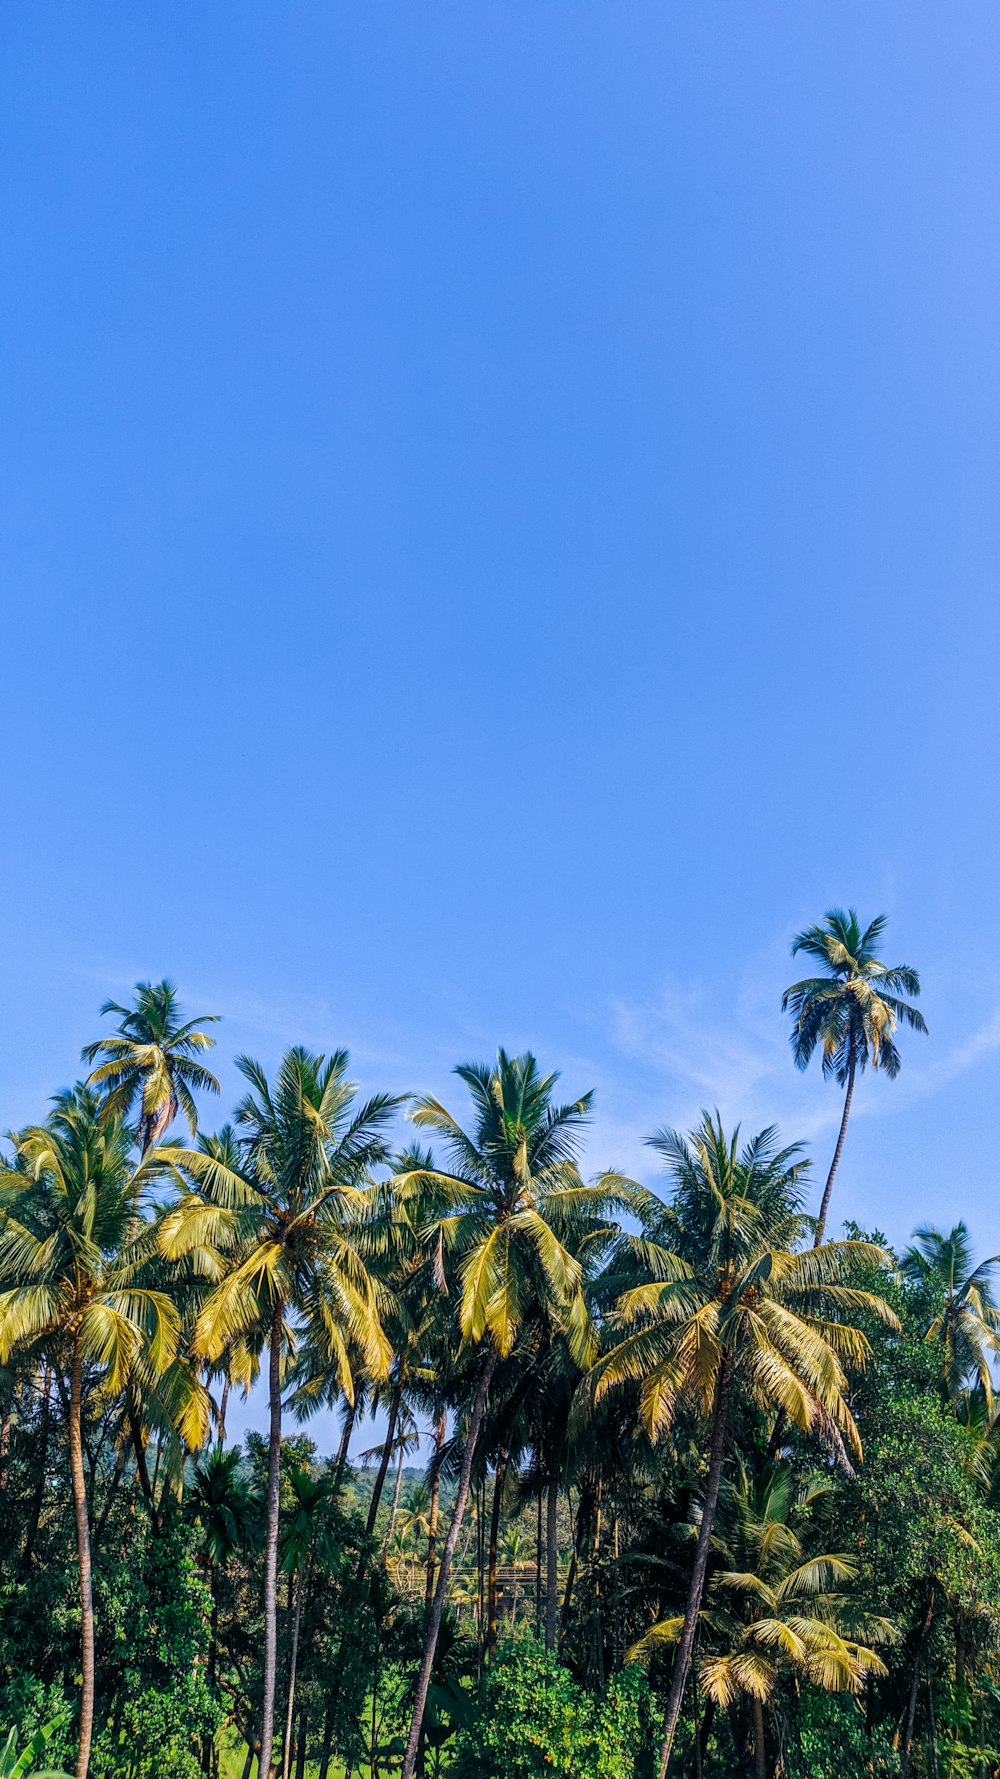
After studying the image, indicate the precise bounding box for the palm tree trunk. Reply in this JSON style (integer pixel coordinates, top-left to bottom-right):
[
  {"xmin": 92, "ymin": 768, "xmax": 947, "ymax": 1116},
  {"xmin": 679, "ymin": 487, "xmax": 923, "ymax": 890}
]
[
  {"xmin": 814, "ymin": 1045, "xmax": 857, "ymax": 1245},
  {"xmin": 334, "ymin": 1396, "xmax": 358, "ymax": 1487},
  {"xmin": 365, "ymin": 1380, "xmax": 402, "ymax": 1538},
  {"xmin": 752, "ymin": 1697, "xmax": 767, "ymax": 1779},
  {"xmin": 656, "ymin": 1352, "xmax": 734, "ymax": 1779},
  {"xmin": 425, "ymin": 1410, "xmax": 445, "ymax": 1605},
  {"xmin": 69, "ymin": 1338, "xmax": 96, "ymax": 1779},
  {"xmin": 900, "ymin": 1590, "xmax": 935, "ymax": 1777},
  {"xmin": 317, "ymin": 1707, "xmax": 334, "ymax": 1779},
  {"xmin": 218, "ymin": 1376, "xmax": 230, "ymax": 1447},
  {"xmin": 401, "ymin": 1342, "xmax": 498, "ymax": 1779},
  {"xmin": 259, "ymin": 1300, "xmax": 284, "ymax": 1779},
  {"xmin": 535, "ymin": 1489, "xmax": 543, "ymax": 1636},
  {"xmin": 125, "ymin": 1393, "xmax": 159, "ymax": 1535},
  {"xmin": 21, "ymin": 1365, "xmax": 51, "ymax": 1574},
  {"xmin": 487, "ymin": 1452, "xmax": 506, "ymax": 1659},
  {"xmin": 545, "ymin": 1476, "xmax": 559, "ymax": 1651},
  {"xmin": 382, "ymin": 1437, "xmax": 405, "ymax": 1559},
  {"xmin": 281, "ymin": 1556, "xmax": 308, "ymax": 1779}
]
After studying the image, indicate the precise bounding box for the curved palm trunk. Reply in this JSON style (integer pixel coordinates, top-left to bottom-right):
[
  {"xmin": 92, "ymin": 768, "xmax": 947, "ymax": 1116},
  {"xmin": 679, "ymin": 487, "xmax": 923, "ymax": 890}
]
[
  {"xmin": 656, "ymin": 1353, "xmax": 734, "ymax": 1779},
  {"xmin": 21, "ymin": 1365, "xmax": 52, "ymax": 1574},
  {"xmin": 487, "ymin": 1452, "xmax": 506, "ymax": 1659},
  {"xmin": 545, "ymin": 1476, "xmax": 559, "ymax": 1651},
  {"xmin": 365, "ymin": 1379, "xmax": 402, "ymax": 1538},
  {"xmin": 333, "ymin": 1396, "xmax": 358, "ymax": 1487},
  {"xmin": 814, "ymin": 1046, "xmax": 856, "ymax": 1246},
  {"xmin": 259, "ymin": 1300, "xmax": 284, "ymax": 1779},
  {"xmin": 401, "ymin": 1343, "xmax": 498, "ymax": 1779},
  {"xmin": 281, "ymin": 1554, "xmax": 309, "ymax": 1779},
  {"xmin": 752, "ymin": 1697, "xmax": 767, "ymax": 1779},
  {"xmin": 424, "ymin": 1410, "xmax": 445, "ymax": 1605},
  {"xmin": 69, "ymin": 1338, "xmax": 95, "ymax": 1779},
  {"xmin": 382, "ymin": 1438, "xmax": 406, "ymax": 1559}
]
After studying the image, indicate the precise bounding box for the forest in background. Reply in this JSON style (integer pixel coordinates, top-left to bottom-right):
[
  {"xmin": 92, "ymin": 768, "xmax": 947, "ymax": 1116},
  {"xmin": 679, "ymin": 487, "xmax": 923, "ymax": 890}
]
[{"xmin": 3, "ymin": 910, "xmax": 1000, "ymax": 1779}]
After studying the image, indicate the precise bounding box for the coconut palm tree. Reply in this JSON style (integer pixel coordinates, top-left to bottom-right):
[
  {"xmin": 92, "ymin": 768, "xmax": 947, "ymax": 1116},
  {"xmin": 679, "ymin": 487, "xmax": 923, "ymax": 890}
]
[
  {"xmin": 279, "ymin": 1467, "xmax": 338, "ymax": 1779},
  {"xmin": 188, "ymin": 1446, "xmax": 255, "ymax": 1776},
  {"xmin": 587, "ymin": 1111, "xmax": 899, "ymax": 1779},
  {"xmin": 396, "ymin": 1049, "xmax": 621, "ymax": 1779},
  {"xmin": 0, "ymin": 1090, "xmax": 179, "ymax": 1779},
  {"xmin": 781, "ymin": 910, "xmax": 926, "ymax": 1242},
  {"xmin": 82, "ymin": 979, "xmax": 220, "ymax": 1153},
  {"xmin": 156, "ymin": 1047, "xmax": 399, "ymax": 1779},
  {"xmin": 901, "ymin": 1223, "xmax": 1000, "ymax": 1406},
  {"xmin": 630, "ymin": 1464, "xmax": 894, "ymax": 1779}
]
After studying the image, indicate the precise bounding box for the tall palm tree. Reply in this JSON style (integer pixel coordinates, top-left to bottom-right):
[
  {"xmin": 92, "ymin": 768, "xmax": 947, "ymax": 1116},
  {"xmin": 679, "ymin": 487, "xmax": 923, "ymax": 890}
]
[
  {"xmin": 156, "ymin": 1047, "xmax": 398, "ymax": 1779},
  {"xmin": 901, "ymin": 1223, "xmax": 1000, "ymax": 1406},
  {"xmin": 782, "ymin": 910, "xmax": 926, "ymax": 1241},
  {"xmin": 82, "ymin": 979, "xmax": 220, "ymax": 1153},
  {"xmin": 397, "ymin": 1049, "xmax": 619, "ymax": 1779},
  {"xmin": 0, "ymin": 1090, "xmax": 178, "ymax": 1779},
  {"xmin": 587, "ymin": 1111, "xmax": 899, "ymax": 1779},
  {"xmin": 279, "ymin": 1467, "xmax": 338, "ymax": 1779},
  {"xmin": 188, "ymin": 1446, "xmax": 255, "ymax": 1777},
  {"xmin": 631, "ymin": 1465, "xmax": 894, "ymax": 1779}
]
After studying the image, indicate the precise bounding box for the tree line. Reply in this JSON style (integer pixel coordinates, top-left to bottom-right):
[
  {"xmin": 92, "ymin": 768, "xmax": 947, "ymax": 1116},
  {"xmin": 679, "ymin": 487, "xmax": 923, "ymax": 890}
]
[{"xmin": 4, "ymin": 908, "xmax": 1000, "ymax": 1779}]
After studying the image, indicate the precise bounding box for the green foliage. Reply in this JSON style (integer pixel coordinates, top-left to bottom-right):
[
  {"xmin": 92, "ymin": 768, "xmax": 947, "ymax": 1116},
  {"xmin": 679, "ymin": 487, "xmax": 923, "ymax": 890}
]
[
  {"xmin": 453, "ymin": 1642, "xmax": 650, "ymax": 1779},
  {"xmin": 0, "ymin": 1719, "xmax": 72, "ymax": 1779}
]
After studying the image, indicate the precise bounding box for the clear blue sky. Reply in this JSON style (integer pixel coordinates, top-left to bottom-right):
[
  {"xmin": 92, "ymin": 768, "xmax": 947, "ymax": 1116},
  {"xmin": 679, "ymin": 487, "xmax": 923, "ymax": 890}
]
[{"xmin": 4, "ymin": 5, "xmax": 999, "ymax": 1446}]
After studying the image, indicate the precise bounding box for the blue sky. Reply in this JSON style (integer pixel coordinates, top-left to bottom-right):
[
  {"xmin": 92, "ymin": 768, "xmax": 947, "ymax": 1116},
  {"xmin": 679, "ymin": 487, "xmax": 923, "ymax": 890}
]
[{"xmin": 4, "ymin": 5, "xmax": 1000, "ymax": 1447}]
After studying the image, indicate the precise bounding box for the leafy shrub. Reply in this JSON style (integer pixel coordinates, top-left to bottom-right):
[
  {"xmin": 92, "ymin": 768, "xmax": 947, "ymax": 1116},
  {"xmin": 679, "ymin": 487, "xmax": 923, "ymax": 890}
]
[{"xmin": 453, "ymin": 1640, "xmax": 650, "ymax": 1779}]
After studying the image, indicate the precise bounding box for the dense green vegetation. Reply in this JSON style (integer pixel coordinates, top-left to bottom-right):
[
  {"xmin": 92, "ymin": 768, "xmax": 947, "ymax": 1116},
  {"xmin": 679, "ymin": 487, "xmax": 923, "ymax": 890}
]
[{"xmin": 3, "ymin": 911, "xmax": 1000, "ymax": 1778}]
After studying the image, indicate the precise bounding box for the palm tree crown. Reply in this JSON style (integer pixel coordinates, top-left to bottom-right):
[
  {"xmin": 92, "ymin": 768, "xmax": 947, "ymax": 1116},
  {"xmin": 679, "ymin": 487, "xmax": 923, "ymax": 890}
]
[
  {"xmin": 157, "ymin": 1045, "xmax": 399, "ymax": 1779},
  {"xmin": 783, "ymin": 909, "xmax": 925, "ymax": 1083},
  {"xmin": 901, "ymin": 1222, "xmax": 1000, "ymax": 1405},
  {"xmin": 782, "ymin": 910, "xmax": 926, "ymax": 1243},
  {"xmin": 82, "ymin": 978, "xmax": 220, "ymax": 1151}
]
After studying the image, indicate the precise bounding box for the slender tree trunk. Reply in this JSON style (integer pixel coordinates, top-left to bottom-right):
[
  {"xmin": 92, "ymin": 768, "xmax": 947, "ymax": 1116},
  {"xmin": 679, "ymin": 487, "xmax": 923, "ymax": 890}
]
[
  {"xmin": 259, "ymin": 1300, "xmax": 284, "ymax": 1779},
  {"xmin": 545, "ymin": 1476, "xmax": 559, "ymax": 1651},
  {"xmin": 293, "ymin": 1711, "xmax": 308, "ymax": 1779},
  {"xmin": 218, "ymin": 1376, "xmax": 230, "ymax": 1447},
  {"xmin": 401, "ymin": 1343, "xmax": 498, "ymax": 1779},
  {"xmin": 21, "ymin": 1365, "xmax": 51, "ymax": 1574},
  {"xmin": 125, "ymin": 1394, "xmax": 159, "ymax": 1534},
  {"xmin": 382, "ymin": 1438, "xmax": 406, "ymax": 1559},
  {"xmin": 365, "ymin": 1380, "xmax": 402, "ymax": 1538},
  {"xmin": 753, "ymin": 1697, "xmax": 767, "ymax": 1779},
  {"xmin": 334, "ymin": 1397, "xmax": 358, "ymax": 1487},
  {"xmin": 487, "ymin": 1453, "xmax": 506, "ymax": 1659},
  {"xmin": 281, "ymin": 1555, "xmax": 309, "ymax": 1779},
  {"xmin": 814, "ymin": 1045, "xmax": 857, "ymax": 1245},
  {"xmin": 560, "ymin": 1485, "xmax": 590, "ymax": 1648},
  {"xmin": 94, "ymin": 1423, "xmax": 128, "ymax": 1549},
  {"xmin": 240, "ymin": 1749, "xmax": 254, "ymax": 1779},
  {"xmin": 0, "ymin": 1398, "xmax": 12, "ymax": 1493},
  {"xmin": 424, "ymin": 1410, "xmax": 445, "ymax": 1605},
  {"xmin": 69, "ymin": 1338, "xmax": 95, "ymax": 1779},
  {"xmin": 656, "ymin": 1353, "xmax": 734, "ymax": 1779},
  {"xmin": 317, "ymin": 1707, "xmax": 333, "ymax": 1779},
  {"xmin": 900, "ymin": 1591, "xmax": 935, "ymax": 1778},
  {"xmin": 535, "ymin": 1489, "xmax": 543, "ymax": 1636}
]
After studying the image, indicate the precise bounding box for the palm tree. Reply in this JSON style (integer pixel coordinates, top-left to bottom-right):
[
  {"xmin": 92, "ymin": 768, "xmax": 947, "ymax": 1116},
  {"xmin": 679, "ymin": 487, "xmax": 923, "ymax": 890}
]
[
  {"xmin": 279, "ymin": 1467, "xmax": 337, "ymax": 1779},
  {"xmin": 901, "ymin": 1223, "xmax": 1000, "ymax": 1405},
  {"xmin": 82, "ymin": 979, "xmax": 220, "ymax": 1153},
  {"xmin": 188, "ymin": 1446, "xmax": 255, "ymax": 1777},
  {"xmin": 587, "ymin": 1112, "xmax": 899, "ymax": 1779},
  {"xmin": 782, "ymin": 910, "xmax": 926, "ymax": 1242},
  {"xmin": 396, "ymin": 1049, "xmax": 619, "ymax": 1779},
  {"xmin": 156, "ymin": 1047, "xmax": 398, "ymax": 1779},
  {"xmin": 630, "ymin": 1465, "xmax": 894, "ymax": 1779},
  {"xmin": 0, "ymin": 1090, "xmax": 178, "ymax": 1779}
]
